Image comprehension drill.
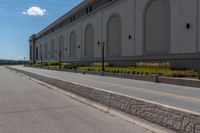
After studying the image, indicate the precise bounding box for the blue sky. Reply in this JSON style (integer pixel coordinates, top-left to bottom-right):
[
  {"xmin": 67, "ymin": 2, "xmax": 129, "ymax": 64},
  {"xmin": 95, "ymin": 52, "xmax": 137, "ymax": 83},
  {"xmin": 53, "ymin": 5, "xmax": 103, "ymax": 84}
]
[{"xmin": 0, "ymin": 0, "xmax": 83, "ymax": 60}]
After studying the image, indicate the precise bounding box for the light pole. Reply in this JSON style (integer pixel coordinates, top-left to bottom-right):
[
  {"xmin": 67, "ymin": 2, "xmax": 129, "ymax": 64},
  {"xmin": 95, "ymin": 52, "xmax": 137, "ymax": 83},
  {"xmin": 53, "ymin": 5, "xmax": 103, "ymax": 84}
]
[
  {"xmin": 59, "ymin": 50, "xmax": 62, "ymax": 69},
  {"xmin": 101, "ymin": 42, "xmax": 105, "ymax": 76},
  {"xmin": 40, "ymin": 53, "xmax": 43, "ymax": 68},
  {"xmin": 23, "ymin": 57, "xmax": 26, "ymax": 66}
]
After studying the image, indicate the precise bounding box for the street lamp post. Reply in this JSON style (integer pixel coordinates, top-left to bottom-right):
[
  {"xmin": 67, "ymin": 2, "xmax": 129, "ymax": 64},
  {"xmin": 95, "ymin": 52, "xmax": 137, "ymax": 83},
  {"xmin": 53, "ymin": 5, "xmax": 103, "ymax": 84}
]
[
  {"xmin": 40, "ymin": 54, "xmax": 43, "ymax": 68},
  {"xmin": 23, "ymin": 57, "xmax": 26, "ymax": 66},
  {"xmin": 101, "ymin": 42, "xmax": 105, "ymax": 76},
  {"xmin": 59, "ymin": 50, "xmax": 62, "ymax": 69}
]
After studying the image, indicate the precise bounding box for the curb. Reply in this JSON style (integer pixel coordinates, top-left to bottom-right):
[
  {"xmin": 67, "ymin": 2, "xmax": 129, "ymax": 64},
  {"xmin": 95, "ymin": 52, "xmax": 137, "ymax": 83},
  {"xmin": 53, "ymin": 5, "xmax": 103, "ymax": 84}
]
[{"xmin": 9, "ymin": 67, "xmax": 200, "ymax": 133}]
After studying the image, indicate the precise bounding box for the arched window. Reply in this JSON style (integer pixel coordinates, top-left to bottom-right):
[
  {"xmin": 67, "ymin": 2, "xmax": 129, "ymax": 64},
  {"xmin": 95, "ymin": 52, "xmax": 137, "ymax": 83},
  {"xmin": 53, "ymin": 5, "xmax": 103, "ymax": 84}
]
[
  {"xmin": 70, "ymin": 31, "xmax": 76, "ymax": 58},
  {"xmin": 51, "ymin": 39, "xmax": 55, "ymax": 59},
  {"xmin": 59, "ymin": 36, "xmax": 64, "ymax": 59},
  {"xmin": 144, "ymin": 0, "xmax": 170, "ymax": 54},
  {"xmin": 85, "ymin": 24, "xmax": 94, "ymax": 58},
  {"xmin": 107, "ymin": 14, "xmax": 122, "ymax": 57}
]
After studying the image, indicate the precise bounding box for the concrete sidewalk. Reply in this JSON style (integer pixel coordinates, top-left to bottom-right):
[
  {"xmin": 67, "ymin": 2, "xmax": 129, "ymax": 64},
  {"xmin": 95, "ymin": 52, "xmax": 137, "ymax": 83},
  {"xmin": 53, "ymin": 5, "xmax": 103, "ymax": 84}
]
[
  {"xmin": 0, "ymin": 66, "xmax": 154, "ymax": 133},
  {"xmin": 10, "ymin": 65, "xmax": 200, "ymax": 113}
]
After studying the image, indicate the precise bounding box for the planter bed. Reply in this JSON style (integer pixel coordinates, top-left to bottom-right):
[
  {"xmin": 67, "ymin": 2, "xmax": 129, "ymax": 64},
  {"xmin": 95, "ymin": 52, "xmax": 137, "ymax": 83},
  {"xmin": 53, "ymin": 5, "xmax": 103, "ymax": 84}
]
[{"xmin": 27, "ymin": 66, "xmax": 200, "ymax": 88}]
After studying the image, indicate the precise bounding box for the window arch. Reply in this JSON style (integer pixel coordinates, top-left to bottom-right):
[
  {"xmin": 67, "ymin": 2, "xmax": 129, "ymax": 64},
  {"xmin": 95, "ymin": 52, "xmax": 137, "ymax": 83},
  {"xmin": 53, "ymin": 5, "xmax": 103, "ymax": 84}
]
[
  {"xmin": 70, "ymin": 31, "xmax": 77, "ymax": 58},
  {"xmin": 84, "ymin": 24, "xmax": 94, "ymax": 58},
  {"xmin": 51, "ymin": 39, "xmax": 55, "ymax": 59},
  {"xmin": 59, "ymin": 36, "xmax": 65, "ymax": 59},
  {"xmin": 144, "ymin": 0, "xmax": 170, "ymax": 55},
  {"xmin": 107, "ymin": 13, "xmax": 122, "ymax": 57}
]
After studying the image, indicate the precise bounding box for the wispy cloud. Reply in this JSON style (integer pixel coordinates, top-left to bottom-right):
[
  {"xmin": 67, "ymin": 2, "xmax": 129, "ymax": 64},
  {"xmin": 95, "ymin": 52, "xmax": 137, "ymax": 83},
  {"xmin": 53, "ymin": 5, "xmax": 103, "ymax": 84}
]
[{"xmin": 22, "ymin": 6, "xmax": 47, "ymax": 16}]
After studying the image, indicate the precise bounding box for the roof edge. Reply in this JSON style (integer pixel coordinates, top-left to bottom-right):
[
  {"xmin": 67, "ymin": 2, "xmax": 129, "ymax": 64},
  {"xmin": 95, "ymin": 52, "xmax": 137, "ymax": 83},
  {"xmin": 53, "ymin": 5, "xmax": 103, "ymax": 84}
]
[{"xmin": 35, "ymin": 0, "xmax": 93, "ymax": 38}]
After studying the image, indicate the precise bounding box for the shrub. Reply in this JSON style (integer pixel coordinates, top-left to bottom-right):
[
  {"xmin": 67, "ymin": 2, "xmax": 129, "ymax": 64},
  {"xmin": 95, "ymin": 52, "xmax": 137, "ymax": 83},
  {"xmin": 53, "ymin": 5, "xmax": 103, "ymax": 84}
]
[
  {"xmin": 126, "ymin": 71, "xmax": 131, "ymax": 74},
  {"xmin": 112, "ymin": 70, "xmax": 117, "ymax": 73},
  {"xmin": 119, "ymin": 70, "xmax": 124, "ymax": 74},
  {"xmin": 136, "ymin": 62, "xmax": 170, "ymax": 69},
  {"xmin": 198, "ymin": 72, "xmax": 200, "ymax": 80},
  {"xmin": 92, "ymin": 62, "xmax": 112, "ymax": 67},
  {"xmin": 163, "ymin": 70, "xmax": 197, "ymax": 78},
  {"xmin": 43, "ymin": 62, "xmax": 48, "ymax": 67},
  {"xmin": 131, "ymin": 71, "xmax": 135, "ymax": 74},
  {"xmin": 34, "ymin": 62, "xmax": 48, "ymax": 67},
  {"xmin": 63, "ymin": 63, "xmax": 84, "ymax": 69},
  {"xmin": 33, "ymin": 62, "xmax": 41, "ymax": 67},
  {"xmin": 145, "ymin": 72, "xmax": 149, "ymax": 75},
  {"xmin": 123, "ymin": 70, "xmax": 128, "ymax": 74},
  {"xmin": 48, "ymin": 62, "xmax": 60, "ymax": 66},
  {"xmin": 76, "ymin": 66, "xmax": 197, "ymax": 78}
]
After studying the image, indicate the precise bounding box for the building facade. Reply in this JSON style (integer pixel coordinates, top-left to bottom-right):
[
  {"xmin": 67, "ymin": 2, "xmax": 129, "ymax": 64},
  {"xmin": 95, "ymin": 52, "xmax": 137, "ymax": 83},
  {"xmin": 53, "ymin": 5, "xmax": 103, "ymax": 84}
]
[{"xmin": 29, "ymin": 0, "xmax": 200, "ymax": 70}]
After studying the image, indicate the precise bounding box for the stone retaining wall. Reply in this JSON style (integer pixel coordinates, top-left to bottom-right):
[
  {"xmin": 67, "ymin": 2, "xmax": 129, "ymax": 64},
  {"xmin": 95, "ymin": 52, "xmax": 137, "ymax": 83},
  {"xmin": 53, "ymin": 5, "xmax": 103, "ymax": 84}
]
[
  {"xmin": 77, "ymin": 70, "xmax": 200, "ymax": 88},
  {"xmin": 9, "ymin": 67, "xmax": 200, "ymax": 133},
  {"xmin": 158, "ymin": 77, "xmax": 200, "ymax": 88}
]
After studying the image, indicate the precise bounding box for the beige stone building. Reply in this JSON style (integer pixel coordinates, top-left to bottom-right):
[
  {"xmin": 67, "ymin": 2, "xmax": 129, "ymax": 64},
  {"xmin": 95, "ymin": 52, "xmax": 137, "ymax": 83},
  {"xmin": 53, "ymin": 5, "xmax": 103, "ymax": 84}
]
[{"xmin": 29, "ymin": 0, "xmax": 200, "ymax": 70}]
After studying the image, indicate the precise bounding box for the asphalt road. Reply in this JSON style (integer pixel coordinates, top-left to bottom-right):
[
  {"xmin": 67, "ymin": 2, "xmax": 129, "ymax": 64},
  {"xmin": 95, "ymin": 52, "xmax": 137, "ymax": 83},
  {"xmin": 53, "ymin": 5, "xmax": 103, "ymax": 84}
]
[
  {"xmin": 10, "ymin": 66, "xmax": 200, "ymax": 113},
  {"xmin": 0, "ymin": 66, "xmax": 151, "ymax": 133}
]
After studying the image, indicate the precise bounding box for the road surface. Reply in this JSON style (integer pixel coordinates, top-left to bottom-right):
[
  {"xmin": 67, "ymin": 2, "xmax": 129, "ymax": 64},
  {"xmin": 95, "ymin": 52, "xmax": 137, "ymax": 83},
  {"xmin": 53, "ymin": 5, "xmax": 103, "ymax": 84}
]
[
  {"xmin": 0, "ymin": 66, "xmax": 151, "ymax": 133},
  {"xmin": 10, "ymin": 65, "xmax": 200, "ymax": 113}
]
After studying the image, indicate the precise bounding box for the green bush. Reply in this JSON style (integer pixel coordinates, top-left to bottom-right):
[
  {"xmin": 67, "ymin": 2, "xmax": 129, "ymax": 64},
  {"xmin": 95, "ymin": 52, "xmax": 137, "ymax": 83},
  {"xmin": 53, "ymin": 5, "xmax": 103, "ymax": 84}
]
[
  {"xmin": 34, "ymin": 62, "xmax": 48, "ymax": 67},
  {"xmin": 140, "ymin": 71, "xmax": 144, "ymax": 75},
  {"xmin": 48, "ymin": 62, "xmax": 60, "ymax": 66},
  {"xmin": 77, "ymin": 66, "xmax": 197, "ymax": 78},
  {"xmin": 63, "ymin": 63, "xmax": 84, "ymax": 69},
  {"xmin": 132, "ymin": 71, "xmax": 135, "ymax": 74},
  {"xmin": 33, "ymin": 62, "xmax": 41, "ymax": 67},
  {"xmin": 163, "ymin": 70, "xmax": 197, "ymax": 78},
  {"xmin": 43, "ymin": 62, "xmax": 48, "ymax": 67},
  {"xmin": 119, "ymin": 70, "xmax": 124, "ymax": 74},
  {"xmin": 145, "ymin": 72, "xmax": 149, "ymax": 75},
  {"xmin": 198, "ymin": 72, "xmax": 200, "ymax": 80},
  {"xmin": 126, "ymin": 71, "xmax": 130, "ymax": 74}
]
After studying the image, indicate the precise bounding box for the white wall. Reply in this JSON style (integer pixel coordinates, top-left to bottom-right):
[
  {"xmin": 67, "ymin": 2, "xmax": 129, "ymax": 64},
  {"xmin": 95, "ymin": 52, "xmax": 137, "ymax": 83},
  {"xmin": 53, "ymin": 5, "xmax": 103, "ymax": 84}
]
[
  {"xmin": 35, "ymin": 0, "xmax": 200, "ymax": 62},
  {"xmin": 57, "ymin": 28, "xmax": 68, "ymax": 60},
  {"xmin": 171, "ymin": 0, "xmax": 198, "ymax": 54},
  {"xmin": 82, "ymin": 12, "xmax": 102, "ymax": 58},
  {"xmin": 135, "ymin": 0, "xmax": 199, "ymax": 55},
  {"xmin": 134, "ymin": 0, "xmax": 147, "ymax": 56},
  {"xmin": 48, "ymin": 33, "xmax": 57, "ymax": 61},
  {"xmin": 180, "ymin": 0, "xmax": 197, "ymax": 53},
  {"xmin": 67, "ymin": 21, "xmax": 82, "ymax": 60},
  {"xmin": 102, "ymin": 0, "xmax": 135, "ymax": 57},
  {"xmin": 198, "ymin": 0, "xmax": 200, "ymax": 52}
]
